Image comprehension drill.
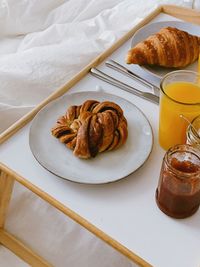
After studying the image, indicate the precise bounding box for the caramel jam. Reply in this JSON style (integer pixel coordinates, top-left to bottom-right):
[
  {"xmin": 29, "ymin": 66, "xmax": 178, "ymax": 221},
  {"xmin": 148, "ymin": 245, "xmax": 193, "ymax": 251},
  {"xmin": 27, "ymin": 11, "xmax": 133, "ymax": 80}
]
[{"xmin": 156, "ymin": 145, "xmax": 200, "ymax": 219}]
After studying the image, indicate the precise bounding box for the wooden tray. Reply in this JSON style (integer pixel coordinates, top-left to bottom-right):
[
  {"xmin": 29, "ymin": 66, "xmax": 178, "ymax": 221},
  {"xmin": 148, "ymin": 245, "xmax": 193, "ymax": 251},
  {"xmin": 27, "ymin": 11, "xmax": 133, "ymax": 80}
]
[{"xmin": 0, "ymin": 5, "xmax": 200, "ymax": 267}]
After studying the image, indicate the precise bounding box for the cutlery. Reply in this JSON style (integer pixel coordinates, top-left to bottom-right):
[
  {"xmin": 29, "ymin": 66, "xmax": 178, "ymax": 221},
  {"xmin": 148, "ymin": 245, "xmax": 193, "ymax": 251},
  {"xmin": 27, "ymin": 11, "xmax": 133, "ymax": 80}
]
[
  {"xmin": 90, "ymin": 67, "xmax": 159, "ymax": 105},
  {"xmin": 105, "ymin": 59, "xmax": 160, "ymax": 96}
]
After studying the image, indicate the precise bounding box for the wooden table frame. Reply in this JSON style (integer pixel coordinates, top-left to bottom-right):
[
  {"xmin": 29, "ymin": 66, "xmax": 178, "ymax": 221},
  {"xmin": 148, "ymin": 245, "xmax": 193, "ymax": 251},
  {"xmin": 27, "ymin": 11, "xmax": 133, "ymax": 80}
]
[{"xmin": 0, "ymin": 5, "xmax": 200, "ymax": 267}]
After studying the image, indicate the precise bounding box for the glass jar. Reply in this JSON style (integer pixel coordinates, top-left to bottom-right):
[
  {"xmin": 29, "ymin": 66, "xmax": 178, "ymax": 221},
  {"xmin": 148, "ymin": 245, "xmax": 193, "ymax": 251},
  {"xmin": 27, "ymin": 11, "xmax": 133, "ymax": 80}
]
[
  {"xmin": 156, "ymin": 144, "xmax": 200, "ymax": 219},
  {"xmin": 186, "ymin": 115, "xmax": 200, "ymax": 147}
]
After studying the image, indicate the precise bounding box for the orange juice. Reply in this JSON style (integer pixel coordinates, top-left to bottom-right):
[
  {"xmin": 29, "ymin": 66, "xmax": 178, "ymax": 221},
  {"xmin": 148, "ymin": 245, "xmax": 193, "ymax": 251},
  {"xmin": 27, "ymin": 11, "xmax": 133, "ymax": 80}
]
[{"xmin": 159, "ymin": 81, "xmax": 200, "ymax": 150}]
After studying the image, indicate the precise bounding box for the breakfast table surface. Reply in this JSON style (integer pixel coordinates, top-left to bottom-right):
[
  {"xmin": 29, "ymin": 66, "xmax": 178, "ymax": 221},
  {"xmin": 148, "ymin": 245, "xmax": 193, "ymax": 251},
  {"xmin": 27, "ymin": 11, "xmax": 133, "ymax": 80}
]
[{"xmin": 0, "ymin": 13, "xmax": 200, "ymax": 267}]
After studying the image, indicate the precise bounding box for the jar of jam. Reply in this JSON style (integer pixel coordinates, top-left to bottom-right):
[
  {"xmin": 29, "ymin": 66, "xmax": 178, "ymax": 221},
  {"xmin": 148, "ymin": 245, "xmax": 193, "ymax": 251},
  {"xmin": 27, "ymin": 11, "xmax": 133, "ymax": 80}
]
[
  {"xmin": 186, "ymin": 115, "xmax": 200, "ymax": 147},
  {"xmin": 156, "ymin": 144, "xmax": 200, "ymax": 218}
]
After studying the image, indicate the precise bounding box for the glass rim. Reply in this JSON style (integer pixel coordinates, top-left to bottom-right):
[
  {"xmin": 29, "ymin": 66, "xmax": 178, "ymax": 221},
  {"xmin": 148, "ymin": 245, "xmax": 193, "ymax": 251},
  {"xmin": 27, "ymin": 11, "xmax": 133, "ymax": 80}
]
[
  {"xmin": 191, "ymin": 114, "xmax": 200, "ymax": 124},
  {"xmin": 160, "ymin": 70, "xmax": 200, "ymax": 106},
  {"xmin": 190, "ymin": 115, "xmax": 200, "ymax": 141}
]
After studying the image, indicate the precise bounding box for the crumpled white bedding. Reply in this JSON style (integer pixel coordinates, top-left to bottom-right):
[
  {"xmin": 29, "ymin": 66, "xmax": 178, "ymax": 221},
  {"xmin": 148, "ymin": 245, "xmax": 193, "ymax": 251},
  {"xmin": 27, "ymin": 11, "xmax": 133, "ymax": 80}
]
[
  {"xmin": 0, "ymin": 0, "xmax": 193, "ymax": 133},
  {"xmin": 0, "ymin": 0, "xmax": 195, "ymax": 266}
]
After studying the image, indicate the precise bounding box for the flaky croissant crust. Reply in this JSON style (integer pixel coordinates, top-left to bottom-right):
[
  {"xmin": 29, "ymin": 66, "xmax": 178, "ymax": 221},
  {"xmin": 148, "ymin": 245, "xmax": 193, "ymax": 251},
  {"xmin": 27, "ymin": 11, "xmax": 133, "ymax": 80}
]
[
  {"xmin": 51, "ymin": 100, "xmax": 128, "ymax": 159},
  {"xmin": 126, "ymin": 27, "xmax": 200, "ymax": 68}
]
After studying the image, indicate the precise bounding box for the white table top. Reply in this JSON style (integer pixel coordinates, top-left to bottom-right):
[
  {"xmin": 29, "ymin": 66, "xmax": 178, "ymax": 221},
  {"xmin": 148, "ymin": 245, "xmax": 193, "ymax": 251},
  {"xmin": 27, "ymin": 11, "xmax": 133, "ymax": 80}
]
[{"xmin": 1, "ymin": 13, "xmax": 200, "ymax": 267}]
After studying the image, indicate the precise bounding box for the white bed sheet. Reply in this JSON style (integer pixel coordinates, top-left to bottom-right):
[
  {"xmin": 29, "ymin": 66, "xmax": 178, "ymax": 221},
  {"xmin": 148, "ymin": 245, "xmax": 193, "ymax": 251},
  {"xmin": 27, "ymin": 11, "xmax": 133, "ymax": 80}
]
[
  {"xmin": 0, "ymin": 0, "xmax": 195, "ymax": 266},
  {"xmin": 0, "ymin": 0, "xmax": 193, "ymax": 133}
]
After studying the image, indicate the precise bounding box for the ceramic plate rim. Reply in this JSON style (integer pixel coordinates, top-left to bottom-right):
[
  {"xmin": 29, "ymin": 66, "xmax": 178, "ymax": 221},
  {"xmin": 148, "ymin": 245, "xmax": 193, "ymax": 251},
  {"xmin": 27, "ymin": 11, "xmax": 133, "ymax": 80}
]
[
  {"xmin": 29, "ymin": 91, "xmax": 153, "ymax": 184},
  {"xmin": 130, "ymin": 20, "xmax": 200, "ymax": 78}
]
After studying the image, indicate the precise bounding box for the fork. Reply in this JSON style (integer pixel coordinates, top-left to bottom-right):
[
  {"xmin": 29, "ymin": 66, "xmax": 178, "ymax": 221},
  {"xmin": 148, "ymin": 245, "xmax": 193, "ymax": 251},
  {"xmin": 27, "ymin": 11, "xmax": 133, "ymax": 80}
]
[
  {"xmin": 90, "ymin": 67, "xmax": 159, "ymax": 105},
  {"xmin": 105, "ymin": 59, "xmax": 160, "ymax": 97}
]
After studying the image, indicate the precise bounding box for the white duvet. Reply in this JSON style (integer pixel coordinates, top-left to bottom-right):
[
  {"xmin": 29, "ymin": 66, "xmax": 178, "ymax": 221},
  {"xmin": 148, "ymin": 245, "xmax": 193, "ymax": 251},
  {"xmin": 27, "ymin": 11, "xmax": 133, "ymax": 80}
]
[
  {"xmin": 0, "ymin": 0, "xmax": 195, "ymax": 266},
  {"xmin": 0, "ymin": 0, "xmax": 193, "ymax": 133}
]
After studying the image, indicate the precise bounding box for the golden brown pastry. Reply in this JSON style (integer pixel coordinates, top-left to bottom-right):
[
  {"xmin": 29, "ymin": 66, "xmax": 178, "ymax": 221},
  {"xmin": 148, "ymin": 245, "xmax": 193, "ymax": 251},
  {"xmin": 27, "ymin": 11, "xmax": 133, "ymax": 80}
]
[
  {"xmin": 126, "ymin": 27, "xmax": 200, "ymax": 68},
  {"xmin": 51, "ymin": 100, "xmax": 128, "ymax": 159}
]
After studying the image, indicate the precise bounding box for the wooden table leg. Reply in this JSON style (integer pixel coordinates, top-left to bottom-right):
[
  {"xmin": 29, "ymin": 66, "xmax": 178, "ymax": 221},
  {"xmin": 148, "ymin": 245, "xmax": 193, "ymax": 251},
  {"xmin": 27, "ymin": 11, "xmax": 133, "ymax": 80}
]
[
  {"xmin": 0, "ymin": 170, "xmax": 53, "ymax": 266},
  {"xmin": 0, "ymin": 170, "xmax": 14, "ymax": 228},
  {"xmin": 0, "ymin": 229, "xmax": 53, "ymax": 267}
]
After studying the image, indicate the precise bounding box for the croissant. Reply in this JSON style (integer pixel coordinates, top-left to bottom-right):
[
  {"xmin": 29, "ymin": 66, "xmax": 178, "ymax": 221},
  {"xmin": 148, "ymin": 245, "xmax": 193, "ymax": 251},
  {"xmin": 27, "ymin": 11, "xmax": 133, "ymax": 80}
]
[
  {"xmin": 126, "ymin": 27, "xmax": 200, "ymax": 68},
  {"xmin": 51, "ymin": 100, "xmax": 128, "ymax": 159}
]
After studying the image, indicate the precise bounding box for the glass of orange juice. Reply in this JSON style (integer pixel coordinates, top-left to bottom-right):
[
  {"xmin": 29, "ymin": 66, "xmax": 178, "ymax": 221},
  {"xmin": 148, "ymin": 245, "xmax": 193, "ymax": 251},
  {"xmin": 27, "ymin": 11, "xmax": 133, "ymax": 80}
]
[{"xmin": 159, "ymin": 70, "xmax": 200, "ymax": 150}]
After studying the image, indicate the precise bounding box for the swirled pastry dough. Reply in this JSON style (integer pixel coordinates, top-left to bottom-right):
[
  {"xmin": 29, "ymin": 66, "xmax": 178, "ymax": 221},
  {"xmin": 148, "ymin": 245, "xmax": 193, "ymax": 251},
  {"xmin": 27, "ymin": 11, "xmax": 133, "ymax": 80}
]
[{"xmin": 51, "ymin": 100, "xmax": 128, "ymax": 159}]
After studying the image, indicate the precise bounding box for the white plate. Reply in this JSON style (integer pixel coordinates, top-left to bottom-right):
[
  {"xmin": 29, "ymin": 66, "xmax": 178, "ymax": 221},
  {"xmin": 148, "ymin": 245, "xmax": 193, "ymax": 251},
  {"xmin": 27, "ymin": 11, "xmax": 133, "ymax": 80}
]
[
  {"xmin": 29, "ymin": 91, "xmax": 153, "ymax": 184},
  {"xmin": 131, "ymin": 21, "xmax": 200, "ymax": 78}
]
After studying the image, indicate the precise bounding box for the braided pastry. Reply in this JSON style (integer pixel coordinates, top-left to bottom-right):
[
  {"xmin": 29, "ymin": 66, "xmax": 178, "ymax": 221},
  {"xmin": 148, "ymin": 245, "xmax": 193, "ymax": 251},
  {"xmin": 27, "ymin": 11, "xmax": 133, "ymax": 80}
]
[
  {"xmin": 126, "ymin": 27, "xmax": 200, "ymax": 68},
  {"xmin": 51, "ymin": 100, "xmax": 128, "ymax": 159}
]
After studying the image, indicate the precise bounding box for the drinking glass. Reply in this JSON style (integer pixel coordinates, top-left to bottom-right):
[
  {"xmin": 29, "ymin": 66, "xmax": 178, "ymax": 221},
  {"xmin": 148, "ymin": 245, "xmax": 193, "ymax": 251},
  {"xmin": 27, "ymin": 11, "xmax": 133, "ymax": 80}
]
[{"xmin": 159, "ymin": 70, "xmax": 200, "ymax": 150}]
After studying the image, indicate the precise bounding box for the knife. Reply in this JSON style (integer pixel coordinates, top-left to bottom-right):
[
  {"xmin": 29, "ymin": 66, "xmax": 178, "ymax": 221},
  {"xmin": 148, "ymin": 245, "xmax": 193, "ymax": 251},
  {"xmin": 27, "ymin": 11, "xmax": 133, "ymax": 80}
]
[
  {"xmin": 105, "ymin": 59, "xmax": 160, "ymax": 97},
  {"xmin": 90, "ymin": 67, "xmax": 160, "ymax": 105}
]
